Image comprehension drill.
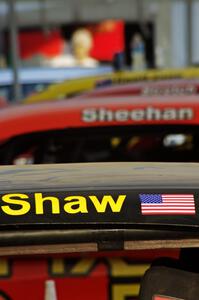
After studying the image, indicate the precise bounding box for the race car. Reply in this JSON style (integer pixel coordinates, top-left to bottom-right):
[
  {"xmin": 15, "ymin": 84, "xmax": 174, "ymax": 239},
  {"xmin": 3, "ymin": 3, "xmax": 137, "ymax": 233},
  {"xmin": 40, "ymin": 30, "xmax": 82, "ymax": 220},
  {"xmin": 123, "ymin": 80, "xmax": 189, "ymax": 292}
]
[
  {"xmin": 0, "ymin": 93, "xmax": 198, "ymax": 165},
  {"xmin": 0, "ymin": 162, "xmax": 198, "ymax": 300},
  {"xmin": 23, "ymin": 67, "xmax": 199, "ymax": 104}
]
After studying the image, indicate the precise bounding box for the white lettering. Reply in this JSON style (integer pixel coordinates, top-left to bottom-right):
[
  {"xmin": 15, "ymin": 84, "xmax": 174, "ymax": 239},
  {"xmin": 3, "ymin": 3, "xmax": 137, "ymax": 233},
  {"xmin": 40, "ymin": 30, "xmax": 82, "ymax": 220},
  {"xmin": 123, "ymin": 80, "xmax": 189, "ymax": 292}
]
[
  {"xmin": 82, "ymin": 107, "xmax": 194, "ymax": 123},
  {"xmin": 82, "ymin": 109, "xmax": 97, "ymax": 122},
  {"xmin": 131, "ymin": 109, "xmax": 145, "ymax": 121},
  {"xmin": 115, "ymin": 110, "xmax": 129, "ymax": 122}
]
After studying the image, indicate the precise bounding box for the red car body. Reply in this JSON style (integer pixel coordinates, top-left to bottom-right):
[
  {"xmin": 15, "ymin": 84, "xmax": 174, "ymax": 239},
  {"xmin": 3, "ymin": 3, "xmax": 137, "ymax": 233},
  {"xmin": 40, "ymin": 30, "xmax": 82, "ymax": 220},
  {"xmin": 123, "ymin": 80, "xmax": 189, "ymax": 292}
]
[
  {"xmin": 0, "ymin": 250, "xmax": 179, "ymax": 300},
  {"xmin": 0, "ymin": 87, "xmax": 198, "ymax": 299},
  {"xmin": 0, "ymin": 94, "xmax": 198, "ymax": 142}
]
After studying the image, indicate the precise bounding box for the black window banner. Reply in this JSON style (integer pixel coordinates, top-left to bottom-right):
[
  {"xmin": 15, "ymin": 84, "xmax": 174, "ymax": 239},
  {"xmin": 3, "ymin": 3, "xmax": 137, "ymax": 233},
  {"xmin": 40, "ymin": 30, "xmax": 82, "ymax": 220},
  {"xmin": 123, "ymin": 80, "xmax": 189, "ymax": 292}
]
[{"xmin": 0, "ymin": 189, "xmax": 198, "ymax": 227}]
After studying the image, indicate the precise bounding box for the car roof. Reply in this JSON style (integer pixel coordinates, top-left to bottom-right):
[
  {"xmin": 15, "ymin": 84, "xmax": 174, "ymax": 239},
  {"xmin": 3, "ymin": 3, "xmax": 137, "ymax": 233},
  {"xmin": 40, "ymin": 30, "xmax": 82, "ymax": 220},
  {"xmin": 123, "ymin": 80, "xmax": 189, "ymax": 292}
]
[
  {"xmin": 23, "ymin": 67, "xmax": 199, "ymax": 104},
  {"xmin": 0, "ymin": 162, "xmax": 199, "ymax": 255},
  {"xmin": 0, "ymin": 94, "xmax": 199, "ymax": 141}
]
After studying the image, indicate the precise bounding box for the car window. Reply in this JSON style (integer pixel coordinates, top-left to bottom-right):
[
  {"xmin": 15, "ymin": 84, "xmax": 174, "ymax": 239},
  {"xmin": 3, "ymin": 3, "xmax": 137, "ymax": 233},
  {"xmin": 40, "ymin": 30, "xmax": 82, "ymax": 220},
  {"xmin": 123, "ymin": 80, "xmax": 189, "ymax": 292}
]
[{"xmin": 1, "ymin": 126, "xmax": 199, "ymax": 165}]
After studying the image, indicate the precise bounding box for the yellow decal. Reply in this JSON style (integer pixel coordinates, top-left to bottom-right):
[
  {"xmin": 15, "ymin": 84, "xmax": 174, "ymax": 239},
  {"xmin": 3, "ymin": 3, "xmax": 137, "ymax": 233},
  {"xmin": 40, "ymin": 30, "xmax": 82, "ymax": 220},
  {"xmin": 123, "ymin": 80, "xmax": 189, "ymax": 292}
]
[
  {"xmin": 71, "ymin": 259, "xmax": 96, "ymax": 275},
  {"xmin": 64, "ymin": 196, "xmax": 88, "ymax": 214},
  {"xmin": 2, "ymin": 194, "xmax": 30, "ymax": 216},
  {"xmin": 35, "ymin": 193, "xmax": 60, "ymax": 215},
  {"xmin": 112, "ymin": 284, "xmax": 140, "ymax": 300},
  {"xmin": 51, "ymin": 259, "xmax": 65, "ymax": 276},
  {"xmin": 0, "ymin": 259, "xmax": 10, "ymax": 277},
  {"xmin": 109, "ymin": 258, "xmax": 149, "ymax": 277},
  {"xmin": 89, "ymin": 195, "xmax": 126, "ymax": 213},
  {"xmin": 0, "ymin": 193, "xmax": 126, "ymax": 216},
  {"xmin": 50, "ymin": 258, "xmax": 150, "ymax": 300}
]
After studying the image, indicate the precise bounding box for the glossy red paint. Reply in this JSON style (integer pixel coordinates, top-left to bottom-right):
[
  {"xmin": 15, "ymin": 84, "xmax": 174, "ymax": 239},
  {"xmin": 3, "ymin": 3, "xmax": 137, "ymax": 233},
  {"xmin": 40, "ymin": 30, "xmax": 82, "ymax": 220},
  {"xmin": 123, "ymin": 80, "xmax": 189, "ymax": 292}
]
[
  {"xmin": 0, "ymin": 250, "xmax": 179, "ymax": 300},
  {"xmin": 0, "ymin": 95, "xmax": 199, "ymax": 142}
]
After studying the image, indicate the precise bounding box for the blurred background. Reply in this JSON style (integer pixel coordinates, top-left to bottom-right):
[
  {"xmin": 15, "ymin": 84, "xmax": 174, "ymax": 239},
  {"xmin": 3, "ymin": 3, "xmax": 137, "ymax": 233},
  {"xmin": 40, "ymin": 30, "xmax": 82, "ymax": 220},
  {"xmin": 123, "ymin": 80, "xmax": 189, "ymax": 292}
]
[{"xmin": 0, "ymin": 0, "xmax": 197, "ymax": 101}]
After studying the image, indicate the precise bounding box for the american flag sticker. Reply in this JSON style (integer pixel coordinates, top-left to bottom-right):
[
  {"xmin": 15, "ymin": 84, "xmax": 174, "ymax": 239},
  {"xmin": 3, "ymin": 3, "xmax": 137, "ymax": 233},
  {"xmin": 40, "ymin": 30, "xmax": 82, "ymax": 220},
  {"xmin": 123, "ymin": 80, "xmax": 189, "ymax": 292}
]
[{"xmin": 139, "ymin": 194, "xmax": 196, "ymax": 215}]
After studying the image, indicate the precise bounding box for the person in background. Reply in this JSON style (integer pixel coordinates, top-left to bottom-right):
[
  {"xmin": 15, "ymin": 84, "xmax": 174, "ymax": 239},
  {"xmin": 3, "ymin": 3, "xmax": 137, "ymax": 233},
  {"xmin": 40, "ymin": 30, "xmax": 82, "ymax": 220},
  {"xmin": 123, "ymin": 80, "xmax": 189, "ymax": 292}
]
[
  {"xmin": 131, "ymin": 33, "xmax": 146, "ymax": 71},
  {"xmin": 71, "ymin": 28, "xmax": 98, "ymax": 67},
  {"xmin": 45, "ymin": 28, "xmax": 98, "ymax": 68}
]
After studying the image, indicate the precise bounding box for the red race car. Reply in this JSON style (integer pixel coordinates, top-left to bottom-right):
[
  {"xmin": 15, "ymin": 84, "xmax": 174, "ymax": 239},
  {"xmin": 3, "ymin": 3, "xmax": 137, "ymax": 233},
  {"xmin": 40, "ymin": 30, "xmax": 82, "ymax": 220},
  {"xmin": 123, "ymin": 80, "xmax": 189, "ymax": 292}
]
[{"xmin": 0, "ymin": 92, "xmax": 198, "ymax": 165}]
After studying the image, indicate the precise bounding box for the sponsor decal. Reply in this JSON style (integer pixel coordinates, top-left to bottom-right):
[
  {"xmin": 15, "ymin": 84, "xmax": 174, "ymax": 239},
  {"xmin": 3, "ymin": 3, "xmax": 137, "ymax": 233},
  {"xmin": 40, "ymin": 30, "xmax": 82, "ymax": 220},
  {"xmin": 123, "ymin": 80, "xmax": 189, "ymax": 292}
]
[
  {"xmin": 0, "ymin": 190, "xmax": 197, "ymax": 226},
  {"xmin": 0, "ymin": 193, "xmax": 126, "ymax": 217},
  {"xmin": 50, "ymin": 257, "xmax": 150, "ymax": 300},
  {"xmin": 82, "ymin": 107, "xmax": 194, "ymax": 123},
  {"xmin": 139, "ymin": 194, "xmax": 195, "ymax": 215},
  {"xmin": 142, "ymin": 86, "xmax": 197, "ymax": 96}
]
